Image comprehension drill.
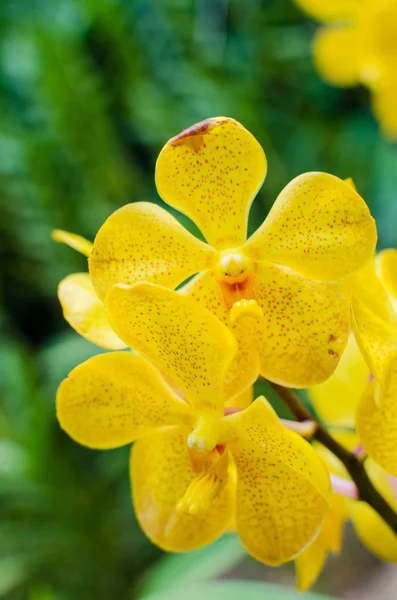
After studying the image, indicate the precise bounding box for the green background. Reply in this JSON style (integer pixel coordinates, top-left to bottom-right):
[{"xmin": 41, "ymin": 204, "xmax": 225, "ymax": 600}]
[{"xmin": 1, "ymin": 0, "xmax": 396, "ymax": 598}]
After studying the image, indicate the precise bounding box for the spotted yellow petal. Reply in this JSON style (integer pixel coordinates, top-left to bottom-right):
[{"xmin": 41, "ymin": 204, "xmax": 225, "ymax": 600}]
[
  {"xmin": 89, "ymin": 202, "xmax": 215, "ymax": 301},
  {"xmin": 58, "ymin": 273, "xmax": 126, "ymax": 350},
  {"xmin": 106, "ymin": 283, "xmax": 237, "ymax": 415},
  {"xmin": 308, "ymin": 334, "xmax": 369, "ymax": 426},
  {"xmin": 155, "ymin": 117, "xmax": 267, "ymax": 249},
  {"xmin": 254, "ymin": 262, "xmax": 350, "ymax": 387},
  {"xmin": 356, "ymin": 360, "xmax": 397, "ymax": 476},
  {"xmin": 180, "ymin": 271, "xmax": 259, "ymax": 400},
  {"xmin": 52, "ymin": 229, "xmax": 93, "ymax": 256},
  {"xmin": 313, "ymin": 26, "xmax": 361, "ymax": 86},
  {"xmin": 294, "ymin": 0, "xmax": 361, "ymax": 22},
  {"xmin": 244, "ymin": 173, "xmax": 377, "ymax": 282},
  {"xmin": 377, "ymin": 249, "xmax": 397, "ymax": 309},
  {"xmin": 56, "ymin": 352, "xmax": 192, "ymax": 449},
  {"xmin": 295, "ymin": 493, "xmax": 346, "ymax": 591},
  {"xmin": 227, "ymin": 397, "xmax": 331, "ymax": 565},
  {"xmin": 132, "ymin": 426, "xmax": 233, "ymax": 552},
  {"xmin": 350, "ymin": 460, "xmax": 397, "ymax": 561}
]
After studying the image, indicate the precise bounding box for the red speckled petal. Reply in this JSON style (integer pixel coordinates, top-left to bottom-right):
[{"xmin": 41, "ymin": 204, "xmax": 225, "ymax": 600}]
[
  {"xmin": 180, "ymin": 271, "xmax": 259, "ymax": 400},
  {"xmin": 132, "ymin": 426, "xmax": 233, "ymax": 552},
  {"xmin": 106, "ymin": 282, "xmax": 237, "ymax": 415},
  {"xmin": 244, "ymin": 172, "xmax": 377, "ymax": 282},
  {"xmin": 56, "ymin": 352, "xmax": 192, "ymax": 449},
  {"xmin": 155, "ymin": 117, "xmax": 267, "ymax": 249},
  {"xmin": 227, "ymin": 397, "xmax": 331, "ymax": 565},
  {"xmin": 255, "ymin": 262, "xmax": 351, "ymax": 387},
  {"xmin": 89, "ymin": 202, "xmax": 215, "ymax": 301}
]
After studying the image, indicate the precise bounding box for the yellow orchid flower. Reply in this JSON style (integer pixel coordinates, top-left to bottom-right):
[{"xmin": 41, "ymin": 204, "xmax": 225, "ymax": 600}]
[
  {"xmin": 88, "ymin": 116, "xmax": 376, "ymax": 389},
  {"xmin": 296, "ymin": 335, "xmax": 397, "ymax": 591},
  {"xmin": 52, "ymin": 229, "xmax": 126, "ymax": 350},
  {"xmin": 351, "ymin": 249, "xmax": 397, "ymax": 476},
  {"xmin": 57, "ymin": 282, "xmax": 331, "ymax": 563},
  {"xmin": 52, "ymin": 228, "xmax": 254, "ymax": 405},
  {"xmin": 295, "ymin": 0, "xmax": 397, "ymax": 138}
]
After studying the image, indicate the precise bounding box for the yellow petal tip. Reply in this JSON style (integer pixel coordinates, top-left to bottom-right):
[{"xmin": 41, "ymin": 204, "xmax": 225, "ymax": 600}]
[{"xmin": 52, "ymin": 229, "xmax": 93, "ymax": 257}]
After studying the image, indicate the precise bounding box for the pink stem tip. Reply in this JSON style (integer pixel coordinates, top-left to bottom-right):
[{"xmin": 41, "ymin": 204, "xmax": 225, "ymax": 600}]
[
  {"xmin": 330, "ymin": 474, "xmax": 358, "ymax": 499},
  {"xmin": 280, "ymin": 418, "xmax": 317, "ymax": 437}
]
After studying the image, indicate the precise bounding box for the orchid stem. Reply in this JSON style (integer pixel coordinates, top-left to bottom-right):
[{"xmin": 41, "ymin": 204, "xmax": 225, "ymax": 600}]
[{"xmin": 268, "ymin": 380, "xmax": 397, "ymax": 536}]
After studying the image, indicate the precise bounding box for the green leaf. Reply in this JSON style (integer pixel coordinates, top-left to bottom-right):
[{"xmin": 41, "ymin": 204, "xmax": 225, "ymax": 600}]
[
  {"xmin": 139, "ymin": 535, "xmax": 246, "ymax": 597},
  {"xmin": 0, "ymin": 556, "xmax": 30, "ymax": 597},
  {"xmin": 139, "ymin": 581, "xmax": 338, "ymax": 600}
]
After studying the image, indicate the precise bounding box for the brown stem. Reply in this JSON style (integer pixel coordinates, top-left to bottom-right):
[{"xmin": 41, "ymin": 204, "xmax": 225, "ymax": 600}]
[{"xmin": 268, "ymin": 381, "xmax": 397, "ymax": 536}]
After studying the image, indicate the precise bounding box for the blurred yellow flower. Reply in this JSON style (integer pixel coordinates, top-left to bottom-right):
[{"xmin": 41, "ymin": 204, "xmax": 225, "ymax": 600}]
[
  {"xmin": 52, "ymin": 229, "xmax": 126, "ymax": 350},
  {"xmin": 57, "ymin": 282, "xmax": 331, "ymax": 563},
  {"xmin": 297, "ymin": 335, "xmax": 397, "ymax": 590},
  {"xmin": 88, "ymin": 116, "xmax": 376, "ymax": 388},
  {"xmin": 352, "ymin": 249, "xmax": 397, "ymax": 476},
  {"xmin": 295, "ymin": 0, "xmax": 397, "ymax": 137}
]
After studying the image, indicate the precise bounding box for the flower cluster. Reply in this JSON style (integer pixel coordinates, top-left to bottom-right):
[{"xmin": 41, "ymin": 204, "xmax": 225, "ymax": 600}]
[
  {"xmin": 295, "ymin": 0, "xmax": 397, "ymax": 138},
  {"xmin": 53, "ymin": 117, "xmax": 397, "ymax": 584},
  {"xmin": 297, "ymin": 332, "xmax": 397, "ymax": 590}
]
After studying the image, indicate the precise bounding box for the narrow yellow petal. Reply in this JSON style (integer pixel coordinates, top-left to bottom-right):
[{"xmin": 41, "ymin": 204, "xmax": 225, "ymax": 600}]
[
  {"xmin": 58, "ymin": 273, "xmax": 126, "ymax": 350},
  {"xmin": 296, "ymin": 493, "xmax": 346, "ymax": 591},
  {"xmin": 356, "ymin": 360, "xmax": 397, "ymax": 476},
  {"xmin": 308, "ymin": 334, "xmax": 369, "ymax": 426},
  {"xmin": 57, "ymin": 352, "xmax": 192, "ymax": 449},
  {"xmin": 180, "ymin": 271, "xmax": 260, "ymax": 400},
  {"xmin": 344, "ymin": 177, "xmax": 357, "ymax": 190},
  {"xmin": 227, "ymin": 397, "xmax": 331, "ymax": 565},
  {"xmin": 106, "ymin": 282, "xmax": 237, "ymax": 415},
  {"xmin": 155, "ymin": 117, "xmax": 267, "ymax": 249},
  {"xmin": 350, "ymin": 459, "xmax": 397, "ymax": 562},
  {"xmin": 89, "ymin": 202, "xmax": 215, "ymax": 301},
  {"xmin": 132, "ymin": 426, "xmax": 233, "ymax": 552},
  {"xmin": 313, "ymin": 26, "xmax": 361, "ymax": 87},
  {"xmin": 244, "ymin": 172, "xmax": 377, "ymax": 282},
  {"xmin": 52, "ymin": 229, "xmax": 93, "ymax": 257},
  {"xmin": 294, "ymin": 0, "xmax": 361, "ymax": 22},
  {"xmin": 254, "ymin": 262, "xmax": 350, "ymax": 387},
  {"xmin": 295, "ymin": 537, "xmax": 327, "ymax": 592}
]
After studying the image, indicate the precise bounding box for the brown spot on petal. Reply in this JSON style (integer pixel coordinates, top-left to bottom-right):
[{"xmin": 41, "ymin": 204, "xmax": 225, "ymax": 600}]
[{"xmin": 170, "ymin": 119, "xmax": 214, "ymax": 152}]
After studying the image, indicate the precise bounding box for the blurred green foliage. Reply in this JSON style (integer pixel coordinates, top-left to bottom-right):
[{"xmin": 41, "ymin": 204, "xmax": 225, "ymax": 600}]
[{"xmin": 1, "ymin": 0, "xmax": 397, "ymax": 598}]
